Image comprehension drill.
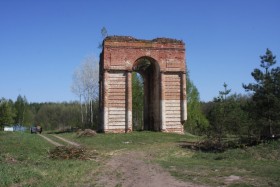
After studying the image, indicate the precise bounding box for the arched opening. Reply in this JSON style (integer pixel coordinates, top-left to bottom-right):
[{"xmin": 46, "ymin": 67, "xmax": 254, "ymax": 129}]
[{"xmin": 133, "ymin": 57, "xmax": 161, "ymax": 131}]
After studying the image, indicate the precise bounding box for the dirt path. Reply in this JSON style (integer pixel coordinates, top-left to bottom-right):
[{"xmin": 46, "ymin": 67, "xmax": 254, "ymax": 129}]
[
  {"xmin": 38, "ymin": 134, "xmax": 206, "ymax": 186},
  {"xmin": 38, "ymin": 134, "xmax": 80, "ymax": 147},
  {"xmin": 38, "ymin": 134, "xmax": 63, "ymax": 147},
  {"xmin": 51, "ymin": 134, "xmax": 81, "ymax": 146},
  {"xmin": 95, "ymin": 151, "xmax": 207, "ymax": 187}
]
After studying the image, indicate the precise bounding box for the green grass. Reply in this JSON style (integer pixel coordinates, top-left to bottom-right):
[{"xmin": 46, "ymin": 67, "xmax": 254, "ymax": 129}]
[
  {"xmin": 58, "ymin": 132, "xmax": 280, "ymax": 186},
  {"xmin": 60, "ymin": 131, "xmax": 195, "ymax": 152},
  {"xmin": 1, "ymin": 131, "xmax": 280, "ymax": 186},
  {"xmin": 157, "ymin": 142, "xmax": 280, "ymax": 186},
  {"xmin": 0, "ymin": 132, "xmax": 99, "ymax": 187}
]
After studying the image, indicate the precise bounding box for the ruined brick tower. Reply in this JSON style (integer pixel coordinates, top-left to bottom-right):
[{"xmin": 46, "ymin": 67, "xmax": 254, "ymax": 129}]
[{"xmin": 99, "ymin": 36, "xmax": 187, "ymax": 133}]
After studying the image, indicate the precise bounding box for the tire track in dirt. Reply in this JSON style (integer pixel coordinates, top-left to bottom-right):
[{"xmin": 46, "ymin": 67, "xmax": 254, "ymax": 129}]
[
  {"xmin": 38, "ymin": 134, "xmax": 80, "ymax": 147},
  {"xmin": 51, "ymin": 134, "xmax": 81, "ymax": 146},
  {"xmin": 37, "ymin": 134, "xmax": 63, "ymax": 147}
]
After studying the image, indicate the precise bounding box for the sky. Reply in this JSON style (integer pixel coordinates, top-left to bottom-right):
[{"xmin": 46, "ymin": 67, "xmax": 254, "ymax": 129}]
[{"xmin": 0, "ymin": 0, "xmax": 280, "ymax": 103}]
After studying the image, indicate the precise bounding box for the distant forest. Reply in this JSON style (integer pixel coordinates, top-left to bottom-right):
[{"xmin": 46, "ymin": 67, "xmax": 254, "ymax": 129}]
[{"xmin": 0, "ymin": 97, "xmax": 98, "ymax": 131}]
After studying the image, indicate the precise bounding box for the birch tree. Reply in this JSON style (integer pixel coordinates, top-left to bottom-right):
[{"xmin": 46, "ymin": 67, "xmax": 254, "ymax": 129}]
[{"xmin": 71, "ymin": 56, "xmax": 99, "ymax": 128}]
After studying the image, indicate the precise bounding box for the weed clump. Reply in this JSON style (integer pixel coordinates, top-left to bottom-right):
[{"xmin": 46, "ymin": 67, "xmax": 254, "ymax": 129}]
[
  {"xmin": 76, "ymin": 129, "xmax": 97, "ymax": 137},
  {"xmin": 180, "ymin": 140, "xmax": 225, "ymax": 152},
  {"xmin": 180, "ymin": 139, "xmax": 244, "ymax": 152},
  {"xmin": 48, "ymin": 146, "xmax": 87, "ymax": 160}
]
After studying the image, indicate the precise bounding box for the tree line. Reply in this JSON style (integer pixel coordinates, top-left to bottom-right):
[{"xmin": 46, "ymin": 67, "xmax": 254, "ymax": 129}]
[
  {"xmin": 0, "ymin": 96, "xmax": 99, "ymax": 131},
  {"xmin": 187, "ymin": 49, "xmax": 280, "ymax": 143}
]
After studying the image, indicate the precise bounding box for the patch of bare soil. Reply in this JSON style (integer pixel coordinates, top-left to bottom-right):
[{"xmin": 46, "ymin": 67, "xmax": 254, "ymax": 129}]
[
  {"xmin": 95, "ymin": 151, "xmax": 206, "ymax": 187},
  {"xmin": 48, "ymin": 146, "xmax": 87, "ymax": 160},
  {"xmin": 47, "ymin": 145, "xmax": 98, "ymax": 160},
  {"xmin": 224, "ymin": 175, "xmax": 242, "ymax": 185}
]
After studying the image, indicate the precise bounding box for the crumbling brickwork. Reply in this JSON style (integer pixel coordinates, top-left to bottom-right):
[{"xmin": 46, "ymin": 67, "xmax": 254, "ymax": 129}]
[{"xmin": 99, "ymin": 36, "xmax": 187, "ymax": 133}]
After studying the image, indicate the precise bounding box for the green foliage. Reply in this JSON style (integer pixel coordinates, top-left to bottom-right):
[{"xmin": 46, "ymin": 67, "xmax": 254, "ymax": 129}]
[
  {"xmin": 35, "ymin": 102, "xmax": 83, "ymax": 130},
  {"xmin": 0, "ymin": 98, "xmax": 14, "ymax": 128},
  {"xmin": 225, "ymin": 94, "xmax": 253, "ymax": 137},
  {"xmin": 132, "ymin": 72, "xmax": 144, "ymax": 130},
  {"xmin": 23, "ymin": 105, "xmax": 35, "ymax": 125},
  {"xmin": 208, "ymin": 83, "xmax": 232, "ymax": 141},
  {"xmin": 185, "ymin": 74, "xmax": 209, "ymax": 134},
  {"xmin": 133, "ymin": 59, "xmax": 151, "ymax": 71},
  {"xmin": 203, "ymin": 49, "xmax": 280, "ymax": 141},
  {"xmin": 243, "ymin": 49, "xmax": 280, "ymax": 136},
  {"xmin": 204, "ymin": 84, "xmax": 251, "ymax": 142},
  {"xmin": 0, "ymin": 96, "xmax": 90, "ymax": 131},
  {"xmin": 14, "ymin": 95, "xmax": 28, "ymax": 125},
  {"xmin": 217, "ymin": 82, "xmax": 231, "ymax": 101}
]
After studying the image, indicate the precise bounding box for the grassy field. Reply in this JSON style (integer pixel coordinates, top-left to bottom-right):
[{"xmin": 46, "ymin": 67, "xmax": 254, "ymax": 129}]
[
  {"xmin": 0, "ymin": 132, "xmax": 99, "ymax": 186},
  {"xmin": 1, "ymin": 131, "xmax": 280, "ymax": 186}
]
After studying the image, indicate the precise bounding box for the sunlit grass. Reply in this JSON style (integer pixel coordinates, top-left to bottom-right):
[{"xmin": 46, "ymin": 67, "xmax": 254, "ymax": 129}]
[
  {"xmin": 0, "ymin": 132, "xmax": 99, "ymax": 187},
  {"xmin": 1, "ymin": 131, "xmax": 280, "ymax": 186},
  {"xmin": 157, "ymin": 141, "xmax": 280, "ymax": 186}
]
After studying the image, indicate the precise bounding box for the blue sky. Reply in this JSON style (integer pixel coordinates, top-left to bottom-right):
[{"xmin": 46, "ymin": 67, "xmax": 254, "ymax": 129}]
[{"xmin": 0, "ymin": 0, "xmax": 280, "ymax": 102}]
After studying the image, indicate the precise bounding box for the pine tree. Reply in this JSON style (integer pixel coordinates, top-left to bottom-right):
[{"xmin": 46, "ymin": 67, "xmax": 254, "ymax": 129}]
[
  {"xmin": 207, "ymin": 83, "xmax": 232, "ymax": 142},
  {"xmin": 243, "ymin": 49, "xmax": 280, "ymax": 137}
]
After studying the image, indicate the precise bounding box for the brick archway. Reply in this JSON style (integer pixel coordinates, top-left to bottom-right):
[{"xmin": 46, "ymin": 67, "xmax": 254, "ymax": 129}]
[
  {"xmin": 99, "ymin": 36, "xmax": 187, "ymax": 133},
  {"xmin": 133, "ymin": 56, "xmax": 161, "ymax": 131}
]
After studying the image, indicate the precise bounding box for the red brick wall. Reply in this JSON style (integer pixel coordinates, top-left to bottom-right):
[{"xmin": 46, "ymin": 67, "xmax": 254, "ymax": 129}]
[{"xmin": 100, "ymin": 36, "xmax": 186, "ymax": 133}]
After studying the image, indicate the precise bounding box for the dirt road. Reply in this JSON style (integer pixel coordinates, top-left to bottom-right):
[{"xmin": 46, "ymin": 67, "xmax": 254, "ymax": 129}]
[
  {"xmin": 38, "ymin": 134, "xmax": 206, "ymax": 187},
  {"xmin": 95, "ymin": 151, "xmax": 206, "ymax": 187}
]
